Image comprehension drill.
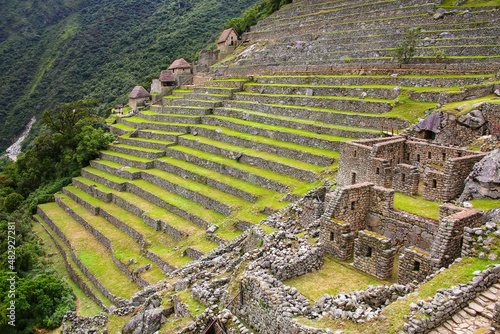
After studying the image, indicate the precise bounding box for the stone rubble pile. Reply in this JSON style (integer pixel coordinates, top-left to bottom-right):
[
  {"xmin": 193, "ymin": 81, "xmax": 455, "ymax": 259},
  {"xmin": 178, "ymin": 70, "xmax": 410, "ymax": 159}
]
[
  {"xmin": 311, "ymin": 283, "xmax": 417, "ymax": 323},
  {"xmin": 62, "ymin": 312, "xmax": 107, "ymax": 334},
  {"xmin": 462, "ymin": 222, "xmax": 500, "ymax": 260},
  {"xmin": 191, "ymin": 276, "xmax": 232, "ymax": 306}
]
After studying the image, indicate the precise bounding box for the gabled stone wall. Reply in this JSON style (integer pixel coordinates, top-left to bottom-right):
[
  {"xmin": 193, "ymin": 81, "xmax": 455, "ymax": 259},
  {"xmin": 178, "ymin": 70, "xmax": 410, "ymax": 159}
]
[
  {"xmin": 393, "ymin": 164, "xmax": 419, "ymax": 196},
  {"xmin": 353, "ymin": 230, "xmax": 396, "ymax": 280},
  {"xmin": 319, "ymin": 219, "xmax": 354, "ymax": 260},
  {"xmin": 397, "ymin": 248, "xmax": 432, "ymax": 285}
]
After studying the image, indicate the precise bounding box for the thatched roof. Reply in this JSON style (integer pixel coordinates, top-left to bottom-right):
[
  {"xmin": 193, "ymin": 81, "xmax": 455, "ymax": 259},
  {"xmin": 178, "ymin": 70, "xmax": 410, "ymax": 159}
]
[
  {"xmin": 217, "ymin": 28, "xmax": 238, "ymax": 44},
  {"xmin": 159, "ymin": 70, "xmax": 175, "ymax": 82},
  {"xmin": 128, "ymin": 86, "xmax": 150, "ymax": 99},
  {"xmin": 168, "ymin": 58, "xmax": 192, "ymax": 70}
]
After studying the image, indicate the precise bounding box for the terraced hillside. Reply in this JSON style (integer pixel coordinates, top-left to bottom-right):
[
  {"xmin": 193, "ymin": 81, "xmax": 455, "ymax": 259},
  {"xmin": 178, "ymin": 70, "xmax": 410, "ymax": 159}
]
[
  {"xmin": 216, "ymin": 0, "xmax": 500, "ymax": 74},
  {"xmin": 33, "ymin": 0, "xmax": 500, "ymax": 328}
]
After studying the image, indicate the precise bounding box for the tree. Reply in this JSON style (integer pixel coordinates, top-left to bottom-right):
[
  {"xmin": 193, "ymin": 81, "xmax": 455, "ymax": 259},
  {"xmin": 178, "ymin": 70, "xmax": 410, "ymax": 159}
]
[
  {"xmin": 393, "ymin": 27, "xmax": 421, "ymax": 64},
  {"xmin": 3, "ymin": 193, "xmax": 23, "ymax": 213}
]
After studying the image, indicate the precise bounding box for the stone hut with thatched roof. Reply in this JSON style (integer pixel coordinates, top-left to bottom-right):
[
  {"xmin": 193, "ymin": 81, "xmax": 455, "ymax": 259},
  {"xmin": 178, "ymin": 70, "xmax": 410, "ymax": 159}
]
[
  {"xmin": 159, "ymin": 70, "xmax": 175, "ymax": 87},
  {"xmin": 217, "ymin": 27, "xmax": 239, "ymax": 52},
  {"xmin": 128, "ymin": 85, "xmax": 150, "ymax": 110},
  {"xmin": 168, "ymin": 58, "xmax": 192, "ymax": 76}
]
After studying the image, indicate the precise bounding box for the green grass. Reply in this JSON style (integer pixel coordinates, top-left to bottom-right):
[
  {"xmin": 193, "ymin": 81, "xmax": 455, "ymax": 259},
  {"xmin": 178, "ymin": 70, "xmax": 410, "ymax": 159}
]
[
  {"xmin": 176, "ymin": 290, "xmax": 206, "ymax": 316},
  {"xmin": 101, "ymin": 150, "xmax": 153, "ymax": 163},
  {"xmin": 32, "ymin": 219, "xmax": 105, "ymax": 315},
  {"xmin": 441, "ymin": 0, "xmax": 500, "ymax": 7},
  {"xmin": 393, "ymin": 192, "xmax": 441, "ymax": 220},
  {"xmin": 92, "ymin": 159, "xmax": 143, "ymax": 173},
  {"xmin": 285, "ymin": 255, "xmax": 395, "ymax": 302},
  {"xmin": 236, "ymin": 91, "xmax": 395, "ymax": 103},
  {"xmin": 111, "ymin": 123, "xmax": 135, "ymax": 131},
  {"xmin": 385, "ymin": 93, "xmax": 437, "ymax": 123},
  {"xmin": 440, "ymin": 94, "xmax": 499, "ymax": 116},
  {"xmin": 111, "ymin": 143, "xmax": 164, "ymax": 153},
  {"xmin": 469, "ymin": 199, "xmax": 500, "ymax": 212},
  {"xmin": 120, "ymin": 133, "xmax": 174, "ymax": 145},
  {"xmin": 39, "ymin": 203, "xmax": 141, "ymax": 299}
]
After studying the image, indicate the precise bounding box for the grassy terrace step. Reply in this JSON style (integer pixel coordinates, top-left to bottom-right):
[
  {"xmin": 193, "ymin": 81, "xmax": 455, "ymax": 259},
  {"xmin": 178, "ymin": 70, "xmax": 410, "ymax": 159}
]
[
  {"xmin": 141, "ymin": 168, "xmax": 250, "ymax": 216},
  {"xmin": 108, "ymin": 143, "xmax": 166, "ymax": 160},
  {"xmin": 160, "ymin": 105, "xmax": 212, "ymax": 116},
  {"xmin": 154, "ymin": 156, "xmax": 278, "ymax": 203},
  {"xmin": 205, "ymin": 79, "xmax": 248, "ymax": 88},
  {"xmin": 166, "ymin": 145, "xmax": 311, "ymax": 193},
  {"xmin": 38, "ymin": 203, "xmax": 141, "ymax": 299},
  {"xmin": 190, "ymin": 124, "xmax": 338, "ymax": 167},
  {"xmin": 33, "ymin": 215, "xmax": 113, "ymax": 309},
  {"xmin": 118, "ymin": 133, "xmax": 176, "ymax": 151},
  {"xmin": 73, "ymin": 175, "xmax": 206, "ymax": 239},
  {"xmin": 100, "ymin": 151, "xmax": 155, "ymax": 169},
  {"xmin": 56, "ymin": 194, "xmax": 165, "ymax": 283},
  {"xmin": 243, "ymin": 82, "xmax": 399, "ymax": 100},
  {"xmin": 110, "ymin": 123, "xmax": 135, "ymax": 136},
  {"xmin": 193, "ymin": 87, "xmax": 240, "ymax": 95},
  {"xmin": 63, "ymin": 185, "xmax": 216, "ymax": 267},
  {"xmin": 184, "ymin": 93, "xmax": 232, "ymax": 101},
  {"xmin": 91, "ymin": 160, "xmax": 143, "ymax": 180},
  {"xmin": 177, "ymin": 134, "xmax": 322, "ymax": 183},
  {"xmin": 201, "ymin": 115, "xmax": 354, "ymax": 151},
  {"xmin": 118, "ymin": 117, "xmax": 190, "ymax": 133},
  {"xmin": 136, "ymin": 129, "xmax": 184, "ymax": 142},
  {"xmin": 214, "ymin": 107, "xmax": 381, "ymax": 139},
  {"xmin": 77, "ymin": 167, "xmax": 224, "ymax": 229},
  {"xmin": 223, "ymin": 100, "xmax": 409, "ymax": 130},
  {"xmin": 163, "ymin": 99, "xmax": 222, "ymax": 108},
  {"xmin": 233, "ymin": 92, "xmax": 393, "ymax": 114},
  {"xmin": 139, "ymin": 110, "xmax": 203, "ymax": 124}
]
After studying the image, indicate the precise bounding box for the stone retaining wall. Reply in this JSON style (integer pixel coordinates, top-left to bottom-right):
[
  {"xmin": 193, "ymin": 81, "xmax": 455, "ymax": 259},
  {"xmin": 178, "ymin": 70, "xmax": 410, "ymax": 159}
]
[
  {"xmin": 167, "ymin": 148, "xmax": 289, "ymax": 193},
  {"xmin": 353, "ymin": 230, "xmax": 396, "ymax": 280},
  {"xmin": 100, "ymin": 151, "xmax": 154, "ymax": 170},
  {"xmin": 205, "ymin": 232, "xmax": 229, "ymax": 246},
  {"xmin": 191, "ymin": 125, "xmax": 335, "ymax": 166},
  {"xmin": 154, "ymin": 157, "xmax": 259, "ymax": 203},
  {"xmin": 109, "ymin": 144, "xmax": 164, "ymax": 160},
  {"xmin": 90, "ymin": 161, "xmax": 142, "ymax": 180},
  {"xmin": 185, "ymin": 247, "xmax": 205, "ymax": 260}
]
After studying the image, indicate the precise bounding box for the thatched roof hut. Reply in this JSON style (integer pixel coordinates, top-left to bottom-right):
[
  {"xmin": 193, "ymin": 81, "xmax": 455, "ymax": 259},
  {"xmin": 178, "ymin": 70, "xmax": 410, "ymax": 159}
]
[{"xmin": 128, "ymin": 86, "xmax": 150, "ymax": 99}]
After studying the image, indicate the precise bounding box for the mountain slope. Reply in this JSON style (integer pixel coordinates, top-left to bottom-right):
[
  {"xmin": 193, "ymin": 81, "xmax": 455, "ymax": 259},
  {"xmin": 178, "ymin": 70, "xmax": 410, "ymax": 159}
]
[{"xmin": 0, "ymin": 0, "xmax": 259, "ymax": 152}]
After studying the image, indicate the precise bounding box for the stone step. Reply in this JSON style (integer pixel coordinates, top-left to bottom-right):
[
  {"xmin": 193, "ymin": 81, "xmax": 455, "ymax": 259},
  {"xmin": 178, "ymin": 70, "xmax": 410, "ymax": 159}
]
[
  {"xmin": 159, "ymin": 105, "xmax": 212, "ymax": 116},
  {"xmin": 252, "ymin": 74, "xmax": 493, "ymax": 87},
  {"xmin": 163, "ymin": 98, "xmax": 222, "ymax": 108},
  {"xmin": 83, "ymin": 161, "xmax": 224, "ymax": 229},
  {"xmin": 118, "ymin": 134, "xmax": 176, "ymax": 151},
  {"xmin": 62, "ymin": 186, "xmax": 185, "ymax": 270},
  {"xmin": 108, "ymin": 143, "xmax": 166, "ymax": 160},
  {"xmin": 55, "ymin": 193, "xmax": 166, "ymax": 282},
  {"xmin": 100, "ymin": 151, "xmax": 155, "ymax": 170},
  {"xmin": 33, "ymin": 214, "xmax": 113, "ymax": 309},
  {"xmin": 138, "ymin": 110, "xmax": 203, "ymax": 124},
  {"xmin": 205, "ymin": 79, "xmax": 248, "ymax": 88},
  {"xmin": 184, "ymin": 93, "xmax": 232, "ymax": 101},
  {"xmin": 166, "ymin": 145, "xmax": 301, "ymax": 193},
  {"xmin": 172, "ymin": 89, "xmax": 193, "ymax": 97},
  {"xmin": 201, "ymin": 115, "xmax": 353, "ymax": 151},
  {"xmin": 223, "ymin": 100, "xmax": 410, "ymax": 130},
  {"xmin": 118, "ymin": 117, "xmax": 190, "ymax": 133},
  {"xmin": 193, "ymin": 86, "xmax": 240, "ymax": 96},
  {"xmin": 37, "ymin": 203, "xmax": 142, "ymax": 300},
  {"xmin": 141, "ymin": 168, "xmax": 250, "ymax": 216},
  {"xmin": 134, "ymin": 129, "xmax": 183, "ymax": 143},
  {"xmin": 154, "ymin": 156, "xmax": 273, "ymax": 203},
  {"xmin": 190, "ymin": 124, "xmax": 337, "ymax": 166},
  {"xmin": 177, "ymin": 134, "xmax": 321, "ymax": 183},
  {"xmin": 233, "ymin": 92, "xmax": 393, "ymax": 114},
  {"xmin": 213, "ymin": 107, "xmax": 380, "ymax": 140},
  {"xmin": 72, "ymin": 175, "xmax": 206, "ymax": 241},
  {"xmin": 243, "ymin": 82, "xmax": 400, "ymax": 100}
]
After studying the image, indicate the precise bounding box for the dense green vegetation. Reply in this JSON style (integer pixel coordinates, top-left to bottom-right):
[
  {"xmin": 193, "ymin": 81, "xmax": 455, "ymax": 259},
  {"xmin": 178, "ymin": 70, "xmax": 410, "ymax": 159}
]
[
  {"xmin": 225, "ymin": 0, "xmax": 293, "ymax": 34},
  {"xmin": 0, "ymin": 0, "xmax": 260, "ymax": 152}
]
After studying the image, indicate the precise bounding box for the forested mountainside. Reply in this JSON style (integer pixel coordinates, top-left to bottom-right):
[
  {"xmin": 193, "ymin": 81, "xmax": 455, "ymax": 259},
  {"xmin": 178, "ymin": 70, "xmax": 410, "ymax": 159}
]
[{"xmin": 0, "ymin": 0, "xmax": 259, "ymax": 152}]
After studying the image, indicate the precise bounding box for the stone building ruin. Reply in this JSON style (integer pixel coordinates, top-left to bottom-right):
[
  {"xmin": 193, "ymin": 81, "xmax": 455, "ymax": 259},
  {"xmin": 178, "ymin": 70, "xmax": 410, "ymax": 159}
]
[
  {"xmin": 319, "ymin": 182, "xmax": 483, "ymax": 284},
  {"xmin": 338, "ymin": 136, "xmax": 486, "ymax": 202}
]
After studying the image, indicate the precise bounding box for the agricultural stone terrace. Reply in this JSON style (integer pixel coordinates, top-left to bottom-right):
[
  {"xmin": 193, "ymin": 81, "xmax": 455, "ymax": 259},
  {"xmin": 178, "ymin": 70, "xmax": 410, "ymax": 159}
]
[{"xmin": 33, "ymin": 0, "xmax": 500, "ymax": 333}]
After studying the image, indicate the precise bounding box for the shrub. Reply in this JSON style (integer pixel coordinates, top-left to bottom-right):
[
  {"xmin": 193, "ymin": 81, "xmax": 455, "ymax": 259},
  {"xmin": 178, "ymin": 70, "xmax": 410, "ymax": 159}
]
[
  {"xmin": 4, "ymin": 193, "xmax": 24, "ymax": 213},
  {"xmin": 393, "ymin": 27, "xmax": 421, "ymax": 64}
]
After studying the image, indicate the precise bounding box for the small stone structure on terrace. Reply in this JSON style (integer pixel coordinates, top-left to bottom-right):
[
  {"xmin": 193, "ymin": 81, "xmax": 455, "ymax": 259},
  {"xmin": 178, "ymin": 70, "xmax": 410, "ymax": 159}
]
[
  {"xmin": 128, "ymin": 85, "xmax": 150, "ymax": 110},
  {"xmin": 338, "ymin": 136, "xmax": 487, "ymax": 202},
  {"xmin": 168, "ymin": 58, "xmax": 192, "ymax": 76},
  {"xmin": 217, "ymin": 27, "xmax": 239, "ymax": 53}
]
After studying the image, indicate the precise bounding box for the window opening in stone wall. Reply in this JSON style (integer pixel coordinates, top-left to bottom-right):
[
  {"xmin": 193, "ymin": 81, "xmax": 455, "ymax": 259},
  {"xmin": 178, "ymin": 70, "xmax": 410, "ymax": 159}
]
[
  {"xmin": 459, "ymin": 236, "xmax": 463, "ymax": 250},
  {"xmin": 413, "ymin": 260, "xmax": 420, "ymax": 272},
  {"xmin": 442, "ymin": 152, "xmax": 446, "ymax": 160},
  {"xmin": 351, "ymin": 172, "xmax": 356, "ymax": 185},
  {"xmin": 458, "ymin": 152, "xmax": 462, "ymax": 157},
  {"xmin": 407, "ymin": 153, "xmax": 410, "ymax": 160},
  {"xmin": 432, "ymin": 179, "xmax": 437, "ymax": 188},
  {"xmin": 417, "ymin": 154, "xmax": 420, "ymax": 162},
  {"xmin": 354, "ymin": 150, "xmax": 357, "ymax": 157},
  {"xmin": 351, "ymin": 201, "xmax": 356, "ymax": 210},
  {"xmin": 428, "ymin": 151, "xmax": 431, "ymax": 159},
  {"xmin": 330, "ymin": 232, "xmax": 334, "ymax": 241},
  {"xmin": 365, "ymin": 246, "xmax": 372, "ymax": 257},
  {"xmin": 376, "ymin": 167, "xmax": 380, "ymax": 175},
  {"xmin": 402, "ymin": 173, "xmax": 406, "ymax": 182}
]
